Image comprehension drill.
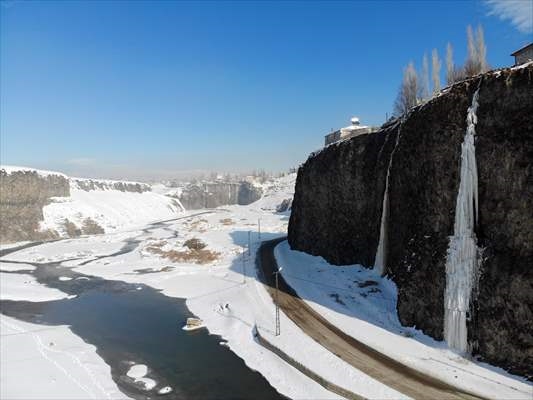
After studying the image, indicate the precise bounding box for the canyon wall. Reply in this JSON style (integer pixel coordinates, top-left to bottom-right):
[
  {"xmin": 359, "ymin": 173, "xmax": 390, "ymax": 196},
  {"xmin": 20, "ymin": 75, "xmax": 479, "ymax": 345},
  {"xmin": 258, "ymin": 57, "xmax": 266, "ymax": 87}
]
[
  {"xmin": 288, "ymin": 65, "xmax": 533, "ymax": 377},
  {"xmin": 0, "ymin": 169, "xmax": 70, "ymax": 242},
  {"xmin": 179, "ymin": 181, "xmax": 263, "ymax": 210},
  {"xmin": 288, "ymin": 121, "xmax": 398, "ymax": 267}
]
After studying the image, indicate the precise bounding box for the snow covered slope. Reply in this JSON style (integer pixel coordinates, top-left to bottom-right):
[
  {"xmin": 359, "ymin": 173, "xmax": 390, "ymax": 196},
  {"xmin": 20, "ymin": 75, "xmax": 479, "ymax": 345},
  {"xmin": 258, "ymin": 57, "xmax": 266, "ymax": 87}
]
[{"xmin": 41, "ymin": 180, "xmax": 184, "ymax": 235}]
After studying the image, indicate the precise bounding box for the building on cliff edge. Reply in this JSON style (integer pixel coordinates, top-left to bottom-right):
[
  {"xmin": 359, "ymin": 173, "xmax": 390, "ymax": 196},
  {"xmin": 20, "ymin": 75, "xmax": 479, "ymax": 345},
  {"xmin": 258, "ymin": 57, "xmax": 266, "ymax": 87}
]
[
  {"xmin": 324, "ymin": 117, "xmax": 378, "ymax": 146},
  {"xmin": 511, "ymin": 42, "xmax": 533, "ymax": 66}
]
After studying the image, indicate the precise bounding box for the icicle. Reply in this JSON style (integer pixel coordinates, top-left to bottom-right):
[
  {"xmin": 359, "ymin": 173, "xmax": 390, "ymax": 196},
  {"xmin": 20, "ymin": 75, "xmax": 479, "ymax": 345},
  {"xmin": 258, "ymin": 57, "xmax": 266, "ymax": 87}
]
[
  {"xmin": 374, "ymin": 124, "xmax": 402, "ymax": 276},
  {"xmin": 444, "ymin": 87, "xmax": 481, "ymax": 354}
]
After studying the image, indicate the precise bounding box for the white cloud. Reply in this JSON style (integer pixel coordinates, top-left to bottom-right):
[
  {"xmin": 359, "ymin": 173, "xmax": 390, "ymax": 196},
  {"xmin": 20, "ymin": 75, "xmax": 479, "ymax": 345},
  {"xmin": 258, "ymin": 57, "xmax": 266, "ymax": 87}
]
[{"xmin": 486, "ymin": 0, "xmax": 533, "ymax": 34}]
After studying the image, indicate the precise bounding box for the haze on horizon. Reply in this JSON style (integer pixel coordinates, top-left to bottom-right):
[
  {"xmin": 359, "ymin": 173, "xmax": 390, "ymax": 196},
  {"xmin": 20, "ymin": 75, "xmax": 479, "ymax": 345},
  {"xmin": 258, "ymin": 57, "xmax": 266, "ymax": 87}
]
[{"xmin": 1, "ymin": 0, "xmax": 531, "ymax": 181}]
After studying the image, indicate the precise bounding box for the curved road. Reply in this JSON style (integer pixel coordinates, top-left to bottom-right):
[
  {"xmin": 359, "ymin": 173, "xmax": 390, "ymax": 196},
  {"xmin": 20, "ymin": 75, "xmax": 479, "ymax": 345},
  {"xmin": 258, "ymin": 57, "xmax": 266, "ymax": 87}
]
[{"xmin": 258, "ymin": 238, "xmax": 485, "ymax": 400}]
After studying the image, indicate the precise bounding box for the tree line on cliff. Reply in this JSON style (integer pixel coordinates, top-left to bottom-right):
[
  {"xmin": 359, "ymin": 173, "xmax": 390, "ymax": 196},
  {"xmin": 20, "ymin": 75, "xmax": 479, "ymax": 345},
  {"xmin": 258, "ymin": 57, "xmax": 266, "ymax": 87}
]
[{"xmin": 394, "ymin": 24, "xmax": 489, "ymax": 116}]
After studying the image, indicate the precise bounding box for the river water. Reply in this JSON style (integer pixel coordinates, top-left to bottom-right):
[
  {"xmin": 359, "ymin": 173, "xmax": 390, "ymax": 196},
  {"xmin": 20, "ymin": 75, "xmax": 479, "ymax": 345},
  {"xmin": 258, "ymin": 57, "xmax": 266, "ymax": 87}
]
[{"xmin": 0, "ymin": 239, "xmax": 283, "ymax": 399}]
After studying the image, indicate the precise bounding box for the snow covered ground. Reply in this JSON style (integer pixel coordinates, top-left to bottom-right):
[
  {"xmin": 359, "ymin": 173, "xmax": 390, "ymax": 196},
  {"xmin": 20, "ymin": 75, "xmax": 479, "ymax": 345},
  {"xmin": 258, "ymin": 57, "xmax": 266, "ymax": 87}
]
[
  {"xmin": 41, "ymin": 181, "xmax": 183, "ymax": 236},
  {"xmin": 0, "ymin": 272, "xmax": 71, "ymax": 302},
  {"xmin": 1, "ymin": 172, "xmax": 531, "ymax": 400},
  {"xmin": 275, "ymin": 241, "xmax": 533, "ymax": 399},
  {"xmin": 0, "ymin": 314, "xmax": 127, "ymax": 400}
]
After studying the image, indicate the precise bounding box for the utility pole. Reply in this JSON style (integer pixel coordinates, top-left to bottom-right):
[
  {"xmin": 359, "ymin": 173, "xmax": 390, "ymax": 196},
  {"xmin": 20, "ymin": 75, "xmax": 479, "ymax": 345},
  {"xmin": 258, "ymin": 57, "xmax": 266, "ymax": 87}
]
[
  {"xmin": 273, "ymin": 268, "xmax": 282, "ymax": 336},
  {"xmin": 242, "ymin": 246, "xmax": 246, "ymax": 284}
]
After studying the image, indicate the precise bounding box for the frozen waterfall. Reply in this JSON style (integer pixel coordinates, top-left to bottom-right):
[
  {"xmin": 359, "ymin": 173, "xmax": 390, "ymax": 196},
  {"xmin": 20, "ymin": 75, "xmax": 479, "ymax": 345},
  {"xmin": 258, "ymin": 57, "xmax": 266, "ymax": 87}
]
[
  {"xmin": 374, "ymin": 124, "xmax": 402, "ymax": 276},
  {"xmin": 444, "ymin": 87, "xmax": 481, "ymax": 354}
]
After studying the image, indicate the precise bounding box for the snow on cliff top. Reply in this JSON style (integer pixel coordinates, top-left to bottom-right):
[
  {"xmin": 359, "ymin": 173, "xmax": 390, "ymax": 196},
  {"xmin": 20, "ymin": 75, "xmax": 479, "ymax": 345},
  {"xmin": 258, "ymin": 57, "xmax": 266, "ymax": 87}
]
[
  {"xmin": 511, "ymin": 60, "xmax": 533, "ymax": 70},
  {"xmin": 1, "ymin": 165, "xmax": 68, "ymax": 178},
  {"xmin": 0, "ymin": 165, "xmax": 147, "ymax": 187}
]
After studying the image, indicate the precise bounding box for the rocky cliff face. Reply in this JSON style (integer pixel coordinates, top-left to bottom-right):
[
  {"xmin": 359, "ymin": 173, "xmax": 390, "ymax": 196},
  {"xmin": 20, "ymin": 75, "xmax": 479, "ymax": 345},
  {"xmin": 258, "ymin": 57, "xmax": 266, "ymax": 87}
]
[
  {"xmin": 288, "ymin": 65, "xmax": 533, "ymax": 377},
  {"xmin": 0, "ymin": 169, "xmax": 70, "ymax": 243},
  {"xmin": 288, "ymin": 122, "xmax": 398, "ymax": 267},
  {"xmin": 179, "ymin": 181, "xmax": 263, "ymax": 210},
  {"xmin": 72, "ymin": 178, "xmax": 150, "ymax": 193}
]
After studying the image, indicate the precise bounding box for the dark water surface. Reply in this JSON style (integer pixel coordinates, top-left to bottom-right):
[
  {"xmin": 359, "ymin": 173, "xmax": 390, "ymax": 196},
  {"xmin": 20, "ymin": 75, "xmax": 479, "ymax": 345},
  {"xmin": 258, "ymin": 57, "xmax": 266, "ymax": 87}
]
[{"xmin": 0, "ymin": 236, "xmax": 283, "ymax": 399}]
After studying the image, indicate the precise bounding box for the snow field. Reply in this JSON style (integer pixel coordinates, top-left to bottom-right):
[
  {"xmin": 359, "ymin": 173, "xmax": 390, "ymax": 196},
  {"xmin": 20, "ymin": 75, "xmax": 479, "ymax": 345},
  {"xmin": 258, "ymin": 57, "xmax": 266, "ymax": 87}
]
[
  {"xmin": 0, "ymin": 315, "xmax": 127, "ymax": 400},
  {"xmin": 0, "ymin": 272, "xmax": 70, "ymax": 302}
]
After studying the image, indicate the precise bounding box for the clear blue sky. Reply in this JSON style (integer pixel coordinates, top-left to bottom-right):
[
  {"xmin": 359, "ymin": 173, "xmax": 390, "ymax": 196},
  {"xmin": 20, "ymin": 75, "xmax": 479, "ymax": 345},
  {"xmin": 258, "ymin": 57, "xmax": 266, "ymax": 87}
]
[{"xmin": 1, "ymin": 0, "xmax": 532, "ymax": 179}]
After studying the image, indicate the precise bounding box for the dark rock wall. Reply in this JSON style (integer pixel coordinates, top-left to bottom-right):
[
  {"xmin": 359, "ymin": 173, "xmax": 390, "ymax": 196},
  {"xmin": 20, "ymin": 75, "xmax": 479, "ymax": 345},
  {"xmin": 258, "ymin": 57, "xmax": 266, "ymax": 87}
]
[
  {"xmin": 288, "ymin": 65, "xmax": 533, "ymax": 377},
  {"xmin": 238, "ymin": 182, "xmax": 263, "ymax": 205},
  {"xmin": 179, "ymin": 182, "xmax": 263, "ymax": 210},
  {"xmin": 0, "ymin": 170, "xmax": 70, "ymax": 243},
  {"xmin": 386, "ymin": 80, "xmax": 478, "ymax": 341},
  {"xmin": 288, "ymin": 124, "xmax": 398, "ymax": 267},
  {"xmin": 472, "ymin": 68, "xmax": 533, "ymax": 375}
]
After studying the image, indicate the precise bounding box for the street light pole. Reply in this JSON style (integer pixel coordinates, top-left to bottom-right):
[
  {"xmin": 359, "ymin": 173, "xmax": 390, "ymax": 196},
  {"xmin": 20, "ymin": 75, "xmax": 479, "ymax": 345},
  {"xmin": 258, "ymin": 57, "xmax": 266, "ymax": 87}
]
[
  {"xmin": 242, "ymin": 246, "xmax": 246, "ymax": 284},
  {"xmin": 273, "ymin": 268, "xmax": 282, "ymax": 336}
]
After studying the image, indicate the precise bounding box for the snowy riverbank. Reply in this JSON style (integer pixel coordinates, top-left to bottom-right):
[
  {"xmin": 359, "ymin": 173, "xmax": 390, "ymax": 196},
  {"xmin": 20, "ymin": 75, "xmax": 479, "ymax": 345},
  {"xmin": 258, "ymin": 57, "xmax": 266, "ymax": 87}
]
[{"xmin": 0, "ymin": 314, "xmax": 127, "ymax": 400}]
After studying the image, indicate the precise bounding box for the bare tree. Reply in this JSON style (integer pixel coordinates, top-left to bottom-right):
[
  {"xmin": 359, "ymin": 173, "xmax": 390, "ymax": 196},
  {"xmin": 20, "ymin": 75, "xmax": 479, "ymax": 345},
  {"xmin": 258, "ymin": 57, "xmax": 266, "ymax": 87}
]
[
  {"xmin": 431, "ymin": 48, "xmax": 441, "ymax": 94},
  {"xmin": 394, "ymin": 62, "xmax": 418, "ymax": 116},
  {"xmin": 464, "ymin": 25, "xmax": 479, "ymax": 76},
  {"xmin": 446, "ymin": 42, "xmax": 455, "ymax": 85},
  {"xmin": 446, "ymin": 42, "xmax": 467, "ymax": 85},
  {"xmin": 464, "ymin": 24, "xmax": 489, "ymax": 76},
  {"xmin": 419, "ymin": 53, "xmax": 430, "ymax": 100},
  {"xmin": 476, "ymin": 24, "xmax": 488, "ymax": 73}
]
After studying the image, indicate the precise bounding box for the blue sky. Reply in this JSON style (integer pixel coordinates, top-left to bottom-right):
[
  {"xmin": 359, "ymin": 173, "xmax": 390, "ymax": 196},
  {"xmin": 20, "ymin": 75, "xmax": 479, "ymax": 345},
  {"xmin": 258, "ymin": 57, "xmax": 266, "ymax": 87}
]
[{"xmin": 1, "ymin": 0, "xmax": 532, "ymax": 179}]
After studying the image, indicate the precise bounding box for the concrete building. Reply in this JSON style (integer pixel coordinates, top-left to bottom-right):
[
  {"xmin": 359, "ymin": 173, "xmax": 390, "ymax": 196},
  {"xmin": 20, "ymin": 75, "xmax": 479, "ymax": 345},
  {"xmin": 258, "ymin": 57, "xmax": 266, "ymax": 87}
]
[
  {"xmin": 324, "ymin": 117, "xmax": 378, "ymax": 146},
  {"xmin": 511, "ymin": 43, "xmax": 533, "ymax": 66}
]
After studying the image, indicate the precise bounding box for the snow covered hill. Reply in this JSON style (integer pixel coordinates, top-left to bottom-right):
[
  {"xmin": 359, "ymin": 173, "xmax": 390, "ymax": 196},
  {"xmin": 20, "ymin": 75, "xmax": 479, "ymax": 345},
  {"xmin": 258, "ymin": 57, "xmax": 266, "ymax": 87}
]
[{"xmin": 41, "ymin": 177, "xmax": 185, "ymax": 236}]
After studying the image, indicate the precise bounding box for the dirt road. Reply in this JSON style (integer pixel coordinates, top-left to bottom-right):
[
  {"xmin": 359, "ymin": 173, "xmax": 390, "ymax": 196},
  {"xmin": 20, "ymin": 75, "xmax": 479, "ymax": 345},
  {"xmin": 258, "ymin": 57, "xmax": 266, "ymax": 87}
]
[{"xmin": 257, "ymin": 238, "xmax": 485, "ymax": 400}]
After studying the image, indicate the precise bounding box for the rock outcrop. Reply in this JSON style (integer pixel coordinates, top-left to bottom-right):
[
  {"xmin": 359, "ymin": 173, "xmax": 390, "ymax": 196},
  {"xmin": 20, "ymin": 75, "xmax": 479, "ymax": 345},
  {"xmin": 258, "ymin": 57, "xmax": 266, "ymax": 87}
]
[
  {"xmin": 288, "ymin": 65, "xmax": 533, "ymax": 377},
  {"xmin": 179, "ymin": 181, "xmax": 263, "ymax": 210},
  {"xmin": 0, "ymin": 169, "xmax": 70, "ymax": 242},
  {"xmin": 72, "ymin": 178, "xmax": 150, "ymax": 193}
]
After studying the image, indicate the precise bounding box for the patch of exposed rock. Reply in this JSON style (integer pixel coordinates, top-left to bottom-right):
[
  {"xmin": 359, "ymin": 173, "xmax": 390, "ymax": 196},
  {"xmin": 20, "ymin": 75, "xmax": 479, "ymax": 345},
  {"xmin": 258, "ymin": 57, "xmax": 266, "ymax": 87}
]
[
  {"xmin": 0, "ymin": 169, "xmax": 69, "ymax": 243},
  {"xmin": 179, "ymin": 181, "xmax": 263, "ymax": 210},
  {"xmin": 72, "ymin": 178, "xmax": 150, "ymax": 193}
]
